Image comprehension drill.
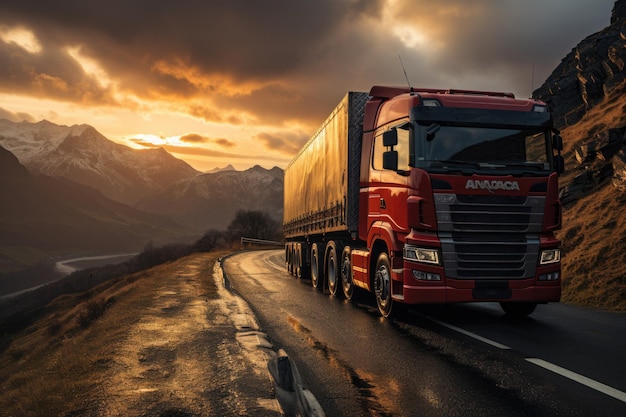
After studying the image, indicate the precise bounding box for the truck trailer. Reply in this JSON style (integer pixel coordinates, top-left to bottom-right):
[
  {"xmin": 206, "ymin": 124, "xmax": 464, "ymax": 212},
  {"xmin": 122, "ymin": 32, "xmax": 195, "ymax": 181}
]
[{"xmin": 283, "ymin": 86, "xmax": 563, "ymax": 317}]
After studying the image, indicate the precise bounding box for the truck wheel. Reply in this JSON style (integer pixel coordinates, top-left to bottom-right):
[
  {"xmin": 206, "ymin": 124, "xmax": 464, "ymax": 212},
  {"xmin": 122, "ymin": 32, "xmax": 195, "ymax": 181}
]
[
  {"xmin": 299, "ymin": 244, "xmax": 310, "ymax": 279},
  {"xmin": 295, "ymin": 244, "xmax": 302, "ymax": 279},
  {"xmin": 341, "ymin": 246, "xmax": 354, "ymax": 300},
  {"xmin": 500, "ymin": 302, "xmax": 537, "ymax": 318},
  {"xmin": 290, "ymin": 244, "xmax": 297, "ymax": 276},
  {"xmin": 311, "ymin": 242, "xmax": 324, "ymax": 291},
  {"xmin": 374, "ymin": 252, "xmax": 393, "ymax": 318},
  {"xmin": 326, "ymin": 241, "xmax": 343, "ymax": 297}
]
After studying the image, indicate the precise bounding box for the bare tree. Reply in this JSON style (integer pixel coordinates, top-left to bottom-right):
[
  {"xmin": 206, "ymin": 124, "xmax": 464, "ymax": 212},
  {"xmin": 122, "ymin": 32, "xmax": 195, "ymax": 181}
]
[
  {"xmin": 227, "ymin": 210, "xmax": 281, "ymax": 241},
  {"xmin": 192, "ymin": 229, "xmax": 227, "ymax": 252}
]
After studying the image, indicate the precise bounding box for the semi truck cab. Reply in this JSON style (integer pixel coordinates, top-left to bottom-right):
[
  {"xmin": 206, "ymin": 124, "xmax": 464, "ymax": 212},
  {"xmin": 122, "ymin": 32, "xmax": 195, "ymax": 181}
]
[{"xmin": 356, "ymin": 86, "xmax": 563, "ymax": 317}]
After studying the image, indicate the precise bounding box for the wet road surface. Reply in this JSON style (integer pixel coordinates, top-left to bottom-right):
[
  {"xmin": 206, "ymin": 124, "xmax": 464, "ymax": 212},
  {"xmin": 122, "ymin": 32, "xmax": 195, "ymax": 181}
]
[{"xmin": 223, "ymin": 249, "xmax": 626, "ymax": 417}]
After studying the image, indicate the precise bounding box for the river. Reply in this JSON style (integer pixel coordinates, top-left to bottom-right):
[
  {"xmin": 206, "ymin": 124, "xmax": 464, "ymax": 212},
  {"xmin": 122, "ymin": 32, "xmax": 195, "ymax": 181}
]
[{"xmin": 55, "ymin": 253, "xmax": 138, "ymax": 275}]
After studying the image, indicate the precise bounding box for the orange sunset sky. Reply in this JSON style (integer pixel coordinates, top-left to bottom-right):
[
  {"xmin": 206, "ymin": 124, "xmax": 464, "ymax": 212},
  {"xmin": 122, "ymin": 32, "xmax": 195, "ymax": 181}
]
[{"xmin": 0, "ymin": 0, "xmax": 615, "ymax": 171}]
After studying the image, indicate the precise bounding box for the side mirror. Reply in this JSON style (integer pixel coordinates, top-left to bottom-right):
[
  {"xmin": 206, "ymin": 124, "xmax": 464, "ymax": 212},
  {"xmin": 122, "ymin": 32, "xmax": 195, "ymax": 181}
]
[
  {"xmin": 552, "ymin": 134, "xmax": 563, "ymax": 151},
  {"xmin": 553, "ymin": 155, "xmax": 565, "ymax": 174},
  {"xmin": 383, "ymin": 129, "xmax": 398, "ymax": 147},
  {"xmin": 383, "ymin": 151, "xmax": 398, "ymax": 171}
]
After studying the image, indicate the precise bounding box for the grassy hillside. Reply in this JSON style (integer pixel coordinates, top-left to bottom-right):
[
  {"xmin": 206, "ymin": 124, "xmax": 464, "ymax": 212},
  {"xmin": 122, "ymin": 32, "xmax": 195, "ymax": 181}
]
[
  {"xmin": 557, "ymin": 89, "xmax": 626, "ymax": 311},
  {"xmin": 0, "ymin": 251, "xmax": 226, "ymax": 416}
]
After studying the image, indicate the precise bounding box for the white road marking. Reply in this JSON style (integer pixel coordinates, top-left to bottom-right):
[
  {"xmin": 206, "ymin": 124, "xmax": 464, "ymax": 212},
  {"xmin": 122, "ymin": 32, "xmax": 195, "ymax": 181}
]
[
  {"xmin": 427, "ymin": 317, "xmax": 511, "ymax": 350},
  {"xmin": 427, "ymin": 315, "xmax": 626, "ymax": 404},
  {"xmin": 526, "ymin": 358, "xmax": 626, "ymax": 403},
  {"xmin": 265, "ymin": 257, "xmax": 286, "ymax": 272}
]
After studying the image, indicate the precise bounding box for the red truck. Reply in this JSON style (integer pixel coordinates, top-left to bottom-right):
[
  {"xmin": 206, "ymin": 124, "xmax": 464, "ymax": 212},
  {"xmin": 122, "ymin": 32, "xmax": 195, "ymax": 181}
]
[{"xmin": 284, "ymin": 86, "xmax": 563, "ymax": 317}]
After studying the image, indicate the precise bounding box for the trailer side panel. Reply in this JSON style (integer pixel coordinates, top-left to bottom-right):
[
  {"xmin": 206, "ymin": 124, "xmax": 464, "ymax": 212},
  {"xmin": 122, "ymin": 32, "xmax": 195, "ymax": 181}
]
[{"xmin": 283, "ymin": 92, "xmax": 368, "ymax": 238}]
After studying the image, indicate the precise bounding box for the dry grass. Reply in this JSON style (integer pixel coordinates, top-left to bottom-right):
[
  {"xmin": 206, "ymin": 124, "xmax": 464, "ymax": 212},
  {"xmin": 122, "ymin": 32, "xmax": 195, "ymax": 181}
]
[
  {"xmin": 0, "ymin": 251, "xmax": 225, "ymax": 416},
  {"xmin": 557, "ymin": 89, "xmax": 626, "ymax": 312}
]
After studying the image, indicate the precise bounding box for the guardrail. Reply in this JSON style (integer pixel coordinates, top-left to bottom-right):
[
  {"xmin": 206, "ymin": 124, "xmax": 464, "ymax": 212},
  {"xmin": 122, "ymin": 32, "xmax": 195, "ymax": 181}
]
[{"xmin": 240, "ymin": 237, "xmax": 284, "ymax": 248}]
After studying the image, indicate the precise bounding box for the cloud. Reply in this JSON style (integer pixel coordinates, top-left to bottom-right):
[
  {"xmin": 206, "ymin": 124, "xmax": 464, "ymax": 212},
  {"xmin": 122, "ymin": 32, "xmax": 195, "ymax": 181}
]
[
  {"xmin": 256, "ymin": 131, "xmax": 310, "ymax": 155},
  {"xmin": 179, "ymin": 133, "xmax": 235, "ymax": 148},
  {"xmin": 157, "ymin": 143, "xmax": 284, "ymax": 164},
  {"xmin": 0, "ymin": 106, "xmax": 35, "ymax": 122},
  {"xmin": 0, "ymin": 0, "xmax": 617, "ymax": 136},
  {"xmin": 214, "ymin": 138, "xmax": 235, "ymax": 148},
  {"xmin": 179, "ymin": 133, "xmax": 209, "ymax": 144},
  {"xmin": 0, "ymin": 0, "xmax": 613, "ymax": 109}
]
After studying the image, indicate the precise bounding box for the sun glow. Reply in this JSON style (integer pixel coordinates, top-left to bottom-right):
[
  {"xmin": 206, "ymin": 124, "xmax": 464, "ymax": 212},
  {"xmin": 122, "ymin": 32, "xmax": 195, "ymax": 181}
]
[
  {"xmin": 130, "ymin": 133, "xmax": 183, "ymax": 148},
  {"xmin": 393, "ymin": 25, "xmax": 427, "ymax": 49},
  {"xmin": 0, "ymin": 25, "xmax": 41, "ymax": 54},
  {"xmin": 66, "ymin": 46, "xmax": 114, "ymax": 89}
]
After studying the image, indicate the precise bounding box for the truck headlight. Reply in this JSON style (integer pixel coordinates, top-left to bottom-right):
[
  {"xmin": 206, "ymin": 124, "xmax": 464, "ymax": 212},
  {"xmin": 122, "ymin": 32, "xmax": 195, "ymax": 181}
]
[
  {"xmin": 404, "ymin": 245, "xmax": 441, "ymax": 265},
  {"xmin": 539, "ymin": 248, "xmax": 561, "ymax": 264}
]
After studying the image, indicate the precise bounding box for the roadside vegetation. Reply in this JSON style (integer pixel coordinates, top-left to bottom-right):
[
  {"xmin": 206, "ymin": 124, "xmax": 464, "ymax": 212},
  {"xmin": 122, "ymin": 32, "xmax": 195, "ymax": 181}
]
[
  {"xmin": 0, "ymin": 250, "xmax": 226, "ymax": 416},
  {"xmin": 0, "ymin": 210, "xmax": 282, "ymax": 344},
  {"xmin": 0, "ymin": 209, "xmax": 282, "ymax": 415}
]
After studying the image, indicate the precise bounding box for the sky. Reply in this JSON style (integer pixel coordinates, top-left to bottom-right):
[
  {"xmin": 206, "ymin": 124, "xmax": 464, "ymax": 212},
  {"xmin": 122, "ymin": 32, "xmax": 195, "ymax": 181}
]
[{"xmin": 0, "ymin": 0, "xmax": 617, "ymax": 172}]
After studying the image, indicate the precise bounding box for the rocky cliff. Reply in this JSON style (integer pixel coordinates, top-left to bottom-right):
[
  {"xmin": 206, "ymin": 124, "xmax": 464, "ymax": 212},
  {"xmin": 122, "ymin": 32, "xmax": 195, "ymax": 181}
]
[
  {"xmin": 535, "ymin": 1, "xmax": 626, "ymax": 311},
  {"xmin": 534, "ymin": 0, "xmax": 626, "ymax": 129}
]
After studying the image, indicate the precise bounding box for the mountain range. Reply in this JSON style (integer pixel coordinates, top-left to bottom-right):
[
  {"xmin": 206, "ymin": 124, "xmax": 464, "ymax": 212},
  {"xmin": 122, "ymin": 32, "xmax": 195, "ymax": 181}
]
[
  {"xmin": 134, "ymin": 165, "xmax": 284, "ymax": 231},
  {"xmin": 0, "ymin": 119, "xmax": 200, "ymax": 205},
  {"xmin": 0, "ymin": 120, "xmax": 284, "ymax": 274},
  {"xmin": 0, "ymin": 145, "xmax": 190, "ymax": 258}
]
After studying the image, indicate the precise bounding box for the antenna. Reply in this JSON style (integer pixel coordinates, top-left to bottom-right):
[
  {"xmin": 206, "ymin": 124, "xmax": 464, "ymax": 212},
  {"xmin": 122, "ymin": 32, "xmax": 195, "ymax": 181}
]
[{"xmin": 398, "ymin": 55, "xmax": 413, "ymax": 91}]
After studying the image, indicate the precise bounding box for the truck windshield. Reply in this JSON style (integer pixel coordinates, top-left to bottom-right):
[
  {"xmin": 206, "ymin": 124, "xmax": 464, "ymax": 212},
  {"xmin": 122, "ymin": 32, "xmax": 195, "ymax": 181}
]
[{"xmin": 415, "ymin": 124, "xmax": 551, "ymax": 174}]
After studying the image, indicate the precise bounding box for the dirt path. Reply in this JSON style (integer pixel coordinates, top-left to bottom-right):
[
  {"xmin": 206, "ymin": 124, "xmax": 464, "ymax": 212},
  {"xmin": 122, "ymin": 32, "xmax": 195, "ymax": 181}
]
[{"xmin": 99, "ymin": 253, "xmax": 281, "ymax": 416}]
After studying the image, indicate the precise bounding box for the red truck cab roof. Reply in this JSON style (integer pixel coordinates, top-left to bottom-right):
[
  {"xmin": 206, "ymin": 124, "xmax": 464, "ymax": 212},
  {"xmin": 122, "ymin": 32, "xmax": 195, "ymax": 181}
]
[{"xmin": 366, "ymin": 85, "xmax": 548, "ymax": 131}]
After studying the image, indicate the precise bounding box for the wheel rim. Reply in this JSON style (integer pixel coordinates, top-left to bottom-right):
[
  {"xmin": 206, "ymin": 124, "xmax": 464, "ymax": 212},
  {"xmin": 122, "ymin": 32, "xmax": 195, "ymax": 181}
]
[
  {"xmin": 341, "ymin": 248, "xmax": 353, "ymax": 300},
  {"xmin": 328, "ymin": 248, "xmax": 338, "ymax": 294},
  {"xmin": 295, "ymin": 245, "xmax": 302, "ymax": 279},
  {"xmin": 311, "ymin": 244, "xmax": 321, "ymax": 289},
  {"xmin": 374, "ymin": 258, "xmax": 392, "ymax": 317}
]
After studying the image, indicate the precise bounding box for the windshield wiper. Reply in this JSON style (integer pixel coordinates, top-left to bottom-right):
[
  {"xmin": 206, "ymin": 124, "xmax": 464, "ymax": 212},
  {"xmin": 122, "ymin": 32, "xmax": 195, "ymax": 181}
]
[
  {"xmin": 428, "ymin": 160, "xmax": 480, "ymax": 175},
  {"xmin": 497, "ymin": 162, "xmax": 545, "ymax": 170},
  {"xmin": 497, "ymin": 162, "xmax": 549, "ymax": 176},
  {"xmin": 427, "ymin": 160, "xmax": 548, "ymax": 176}
]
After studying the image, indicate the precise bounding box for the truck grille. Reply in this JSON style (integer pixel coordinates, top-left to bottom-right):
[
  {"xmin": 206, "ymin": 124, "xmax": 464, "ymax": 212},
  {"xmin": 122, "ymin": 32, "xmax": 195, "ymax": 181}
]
[{"xmin": 434, "ymin": 193, "xmax": 545, "ymax": 279}]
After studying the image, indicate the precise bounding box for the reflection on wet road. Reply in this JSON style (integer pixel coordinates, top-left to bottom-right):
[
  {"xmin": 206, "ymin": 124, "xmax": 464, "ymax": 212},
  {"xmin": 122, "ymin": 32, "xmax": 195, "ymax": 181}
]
[{"xmin": 223, "ymin": 250, "xmax": 626, "ymax": 417}]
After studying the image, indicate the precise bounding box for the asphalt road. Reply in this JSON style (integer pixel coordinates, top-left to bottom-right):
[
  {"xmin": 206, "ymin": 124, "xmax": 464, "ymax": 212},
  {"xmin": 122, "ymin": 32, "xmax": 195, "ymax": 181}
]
[{"xmin": 222, "ymin": 249, "xmax": 626, "ymax": 417}]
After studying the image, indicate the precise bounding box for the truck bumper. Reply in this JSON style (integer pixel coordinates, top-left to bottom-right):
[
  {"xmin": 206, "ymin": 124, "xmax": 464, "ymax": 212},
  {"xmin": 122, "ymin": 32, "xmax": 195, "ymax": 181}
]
[{"xmin": 398, "ymin": 267, "xmax": 561, "ymax": 305}]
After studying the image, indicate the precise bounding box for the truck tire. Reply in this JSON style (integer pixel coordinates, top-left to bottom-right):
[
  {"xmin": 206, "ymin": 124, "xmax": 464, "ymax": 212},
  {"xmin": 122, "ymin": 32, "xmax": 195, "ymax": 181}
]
[
  {"xmin": 326, "ymin": 241, "xmax": 343, "ymax": 297},
  {"xmin": 374, "ymin": 252, "xmax": 394, "ymax": 317},
  {"xmin": 311, "ymin": 242, "xmax": 325, "ymax": 291},
  {"xmin": 285, "ymin": 243, "xmax": 291, "ymax": 273},
  {"xmin": 295, "ymin": 244, "xmax": 302, "ymax": 279},
  {"xmin": 290, "ymin": 244, "xmax": 297, "ymax": 276},
  {"xmin": 500, "ymin": 302, "xmax": 537, "ymax": 318},
  {"xmin": 299, "ymin": 243, "xmax": 310, "ymax": 279},
  {"xmin": 341, "ymin": 246, "xmax": 354, "ymax": 300}
]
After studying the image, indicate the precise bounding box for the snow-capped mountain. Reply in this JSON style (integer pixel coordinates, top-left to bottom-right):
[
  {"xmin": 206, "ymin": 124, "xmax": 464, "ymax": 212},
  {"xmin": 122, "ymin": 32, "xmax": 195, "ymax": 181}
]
[
  {"xmin": 0, "ymin": 119, "xmax": 90, "ymax": 162},
  {"xmin": 134, "ymin": 165, "xmax": 284, "ymax": 231},
  {"xmin": 0, "ymin": 119, "xmax": 200, "ymax": 204},
  {"xmin": 1, "ymin": 118, "xmax": 285, "ymax": 236},
  {"xmin": 0, "ymin": 144, "xmax": 193, "ymax": 255}
]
